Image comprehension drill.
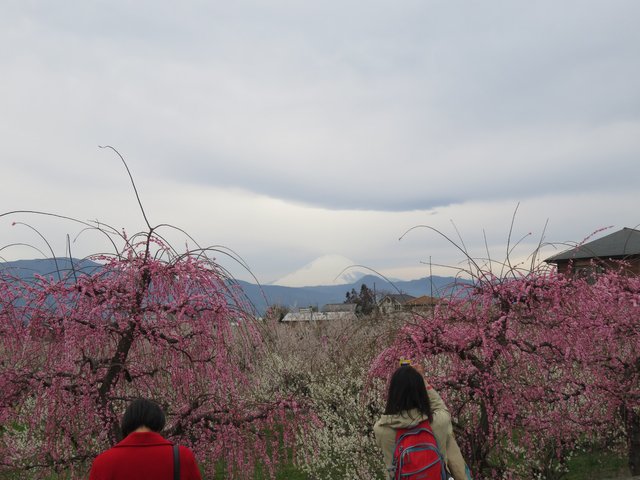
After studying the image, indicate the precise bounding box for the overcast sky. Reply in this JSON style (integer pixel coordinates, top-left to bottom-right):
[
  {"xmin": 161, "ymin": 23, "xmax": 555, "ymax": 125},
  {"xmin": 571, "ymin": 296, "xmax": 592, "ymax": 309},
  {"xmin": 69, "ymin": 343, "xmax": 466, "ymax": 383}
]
[{"xmin": 1, "ymin": 0, "xmax": 639, "ymax": 285}]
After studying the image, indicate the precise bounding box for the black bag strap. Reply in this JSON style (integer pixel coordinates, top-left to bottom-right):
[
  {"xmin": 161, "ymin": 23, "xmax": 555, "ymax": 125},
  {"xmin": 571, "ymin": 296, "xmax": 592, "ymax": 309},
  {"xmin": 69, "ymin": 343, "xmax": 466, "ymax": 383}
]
[{"xmin": 173, "ymin": 444, "xmax": 180, "ymax": 480}]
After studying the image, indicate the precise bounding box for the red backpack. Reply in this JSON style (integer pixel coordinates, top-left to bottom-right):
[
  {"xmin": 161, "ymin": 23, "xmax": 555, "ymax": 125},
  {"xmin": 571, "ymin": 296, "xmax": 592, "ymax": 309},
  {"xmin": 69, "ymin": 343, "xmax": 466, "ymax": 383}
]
[{"xmin": 391, "ymin": 420, "xmax": 448, "ymax": 480}]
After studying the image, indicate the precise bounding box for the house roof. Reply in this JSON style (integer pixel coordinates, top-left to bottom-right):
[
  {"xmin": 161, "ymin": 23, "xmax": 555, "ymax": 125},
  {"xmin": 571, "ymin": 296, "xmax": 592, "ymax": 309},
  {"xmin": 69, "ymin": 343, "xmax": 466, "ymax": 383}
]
[
  {"xmin": 378, "ymin": 294, "xmax": 416, "ymax": 304},
  {"xmin": 404, "ymin": 295, "xmax": 439, "ymax": 306},
  {"xmin": 545, "ymin": 228, "xmax": 640, "ymax": 263},
  {"xmin": 282, "ymin": 311, "xmax": 357, "ymax": 322},
  {"xmin": 322, "ymin": 303, "xmax": 357, "ymax": 313}
]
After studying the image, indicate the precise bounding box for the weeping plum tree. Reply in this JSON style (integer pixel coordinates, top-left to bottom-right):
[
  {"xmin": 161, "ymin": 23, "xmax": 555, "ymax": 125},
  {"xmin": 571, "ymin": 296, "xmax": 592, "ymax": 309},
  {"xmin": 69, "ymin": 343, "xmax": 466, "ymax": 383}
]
[
  {"xmin": 371, "ymin": 225, "xmax": 640, "ymax": 479},
  {"xmin": 579, "ymin": 271, "xmax": 640, "ymax": 476},
  {"xmin": 0, "ymin": 148, "xmax": 300, "ymax": 479}
]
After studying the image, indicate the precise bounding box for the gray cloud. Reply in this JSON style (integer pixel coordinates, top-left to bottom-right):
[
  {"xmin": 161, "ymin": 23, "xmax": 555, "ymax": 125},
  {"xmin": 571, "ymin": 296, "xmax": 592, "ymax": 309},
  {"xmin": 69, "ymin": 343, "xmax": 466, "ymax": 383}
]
[{"xmin": 1, "ymin": 0, "xmax": 639, "ymax": 281}]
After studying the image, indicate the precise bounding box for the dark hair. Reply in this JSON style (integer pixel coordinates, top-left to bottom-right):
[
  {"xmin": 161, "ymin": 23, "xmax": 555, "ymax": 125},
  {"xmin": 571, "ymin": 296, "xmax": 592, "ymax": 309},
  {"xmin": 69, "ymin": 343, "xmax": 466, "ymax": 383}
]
[
  {"xmin": 384, "ymin": 366, "xmax": 432, "ymax": 422},
  {"xmin": 121, "ymin": 398, "xmax": 166, "ymax": 437}
]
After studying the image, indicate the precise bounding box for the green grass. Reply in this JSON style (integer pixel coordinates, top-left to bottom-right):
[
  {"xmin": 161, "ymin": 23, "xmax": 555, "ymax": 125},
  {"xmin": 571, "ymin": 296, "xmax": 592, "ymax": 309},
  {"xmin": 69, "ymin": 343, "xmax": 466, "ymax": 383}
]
[
  {"xmin": 258, "ymin": 463, "xmax": 308, "ymax": 480},
  {"xmin": 259, "ymin": 450, "xmax": 632, "ymax": 480},
  {"xmin": 564, "ymin": 449, "xmax": 629, "ymax": 480}
]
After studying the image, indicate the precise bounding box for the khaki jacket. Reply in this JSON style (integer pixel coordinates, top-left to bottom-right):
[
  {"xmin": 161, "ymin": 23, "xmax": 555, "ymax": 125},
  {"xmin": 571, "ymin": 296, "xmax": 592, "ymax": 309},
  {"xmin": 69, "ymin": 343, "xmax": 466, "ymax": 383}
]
[{"xmin": 373, "ymin": 387, "xmax": 468, "ymax": 480}]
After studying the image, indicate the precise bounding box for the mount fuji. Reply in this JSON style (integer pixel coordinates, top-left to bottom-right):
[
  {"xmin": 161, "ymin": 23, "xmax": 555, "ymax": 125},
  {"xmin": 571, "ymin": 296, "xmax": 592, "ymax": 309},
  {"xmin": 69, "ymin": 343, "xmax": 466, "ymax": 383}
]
[{"xmin": 271, "ymin": 254, "xmax": 369, "ymax": 287}]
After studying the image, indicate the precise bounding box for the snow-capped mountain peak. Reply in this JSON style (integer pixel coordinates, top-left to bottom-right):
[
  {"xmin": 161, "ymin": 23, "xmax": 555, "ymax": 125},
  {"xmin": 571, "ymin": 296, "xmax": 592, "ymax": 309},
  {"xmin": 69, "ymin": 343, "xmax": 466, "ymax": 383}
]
[{"xmin": 272, "ymin": 254, "xmax": 367, "ymax": 287}]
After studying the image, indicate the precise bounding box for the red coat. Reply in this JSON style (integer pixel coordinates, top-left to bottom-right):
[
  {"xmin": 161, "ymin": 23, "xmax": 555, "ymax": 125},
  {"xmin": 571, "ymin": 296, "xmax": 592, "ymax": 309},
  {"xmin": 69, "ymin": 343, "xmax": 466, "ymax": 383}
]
[{"xmin": 89, "ymin": 431, "xmax": 202, "ymax": 480}]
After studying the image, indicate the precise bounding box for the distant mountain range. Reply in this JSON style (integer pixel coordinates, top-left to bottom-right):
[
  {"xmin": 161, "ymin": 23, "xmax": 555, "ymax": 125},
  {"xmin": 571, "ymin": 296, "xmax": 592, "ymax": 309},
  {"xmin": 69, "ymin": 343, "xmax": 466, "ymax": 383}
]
[
  {"xmin": 237, "ymin": 274, "xmax": 464, "ymax": 314},
  {"xmin": 0, "ymin": 258, "xmax": 103, "ymax": 280},
  {"xmin": 0, "ymin": 258, "xmax": 467, "ymax": 314}
]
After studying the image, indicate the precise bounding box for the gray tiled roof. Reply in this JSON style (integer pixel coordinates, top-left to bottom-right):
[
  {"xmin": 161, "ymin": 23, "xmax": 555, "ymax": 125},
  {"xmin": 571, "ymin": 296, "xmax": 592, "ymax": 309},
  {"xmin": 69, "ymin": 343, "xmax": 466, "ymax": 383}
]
[
  {"xmin": 545, "ymin": 227, "xmax": 640, "ymax": 263},
  {"xmin": 322, "ymin": 303, "xmax": 357, "ymax": 313},
  {"xmin": 281, "ymin": 311, "xmax": 357, "ymax": 322}
]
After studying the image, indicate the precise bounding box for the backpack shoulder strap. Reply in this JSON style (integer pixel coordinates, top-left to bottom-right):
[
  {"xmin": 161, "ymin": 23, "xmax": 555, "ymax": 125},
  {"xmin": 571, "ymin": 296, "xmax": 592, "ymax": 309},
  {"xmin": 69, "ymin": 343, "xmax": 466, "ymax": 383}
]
[{"xmin": 173, "ymin": 444, "xmax": 180, "ymax": 480}]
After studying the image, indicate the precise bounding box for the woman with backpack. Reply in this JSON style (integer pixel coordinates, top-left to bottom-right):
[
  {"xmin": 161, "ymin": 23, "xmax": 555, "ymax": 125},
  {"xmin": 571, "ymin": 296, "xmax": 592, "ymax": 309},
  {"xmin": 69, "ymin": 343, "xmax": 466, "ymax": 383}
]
[
  {"xmin": 374, "ymin": 364, "xmax": 470, "ymax": 480},
  {"xmin": 89, "ymin": 398, "xmax": 202, "ymax": 480}
]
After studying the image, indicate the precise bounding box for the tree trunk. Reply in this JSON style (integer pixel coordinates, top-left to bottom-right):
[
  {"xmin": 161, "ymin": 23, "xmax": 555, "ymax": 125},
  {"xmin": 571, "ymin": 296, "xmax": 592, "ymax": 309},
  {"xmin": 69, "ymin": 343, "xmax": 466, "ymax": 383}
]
[
  {"xmin": 621, "ymin": 404, "xmax": 640, "ymax": 475},
  {"xmin": 628, "ymin": 407, "xmax": 640, "ymax": 476},
  {"xmin": 472, "ymin": 399, "xmax": 491, "ymax": 474}
]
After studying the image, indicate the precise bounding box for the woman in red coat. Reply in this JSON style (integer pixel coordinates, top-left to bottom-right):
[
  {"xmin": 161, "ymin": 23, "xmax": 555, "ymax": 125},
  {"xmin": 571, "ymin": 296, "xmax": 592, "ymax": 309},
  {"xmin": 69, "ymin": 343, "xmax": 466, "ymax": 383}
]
[{"xmin": 89, "ymin": 398, "xmax": 202, "ymax": 480}]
